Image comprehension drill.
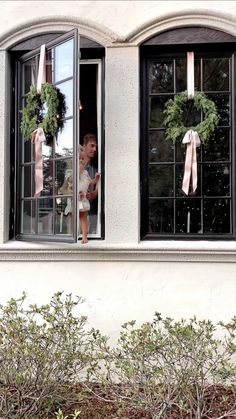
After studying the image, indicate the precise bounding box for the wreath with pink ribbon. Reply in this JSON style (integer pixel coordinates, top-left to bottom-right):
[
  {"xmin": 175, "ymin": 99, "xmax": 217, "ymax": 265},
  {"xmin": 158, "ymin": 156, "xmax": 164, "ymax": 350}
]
[
  {"xmin": 20, "ymin": 45, "xmax": 66, "ymax": 198},
  {"xmin": 163, "ymin": 52, "xmax": 219, "ymax": 196}
]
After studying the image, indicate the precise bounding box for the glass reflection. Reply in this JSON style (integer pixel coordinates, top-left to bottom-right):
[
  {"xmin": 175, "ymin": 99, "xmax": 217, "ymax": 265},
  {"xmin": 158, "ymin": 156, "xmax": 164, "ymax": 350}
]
[
  {"xmin": 149, "ymin": 165, "xmax": 174, "ymax": 197},
  {"xmin": 55, "ymin": 197, "xmax": 73, "ymax": 235},
  {"xmin": 57, "ymin": 80, "xmax": 73, "ymax": 117},
  {"xmin": 38, "ymin": 198, "xmax": 53, "ymax": 234},
  {"xmin": 22, "ymin": 165, "xmax": 33, "ymax": 198},
  {"xmin": 204, "ymin": 198, "xmax": 231, "ymax": 233},
  {"xmin": 149, "ymin": 199, "xmax": 173, "ymax": 233},
  {"xmin": 56, "ymin": 119, "xmax": 73, "ymax": 157},
  {"xmin": 203, "ymin": 129, "xmax": 229, "ymax": 162},
  {"xmin": 21, "ymin": 200, "xmax": 36, "ymax": 234},
  {"xmin": 176, "ymin": 164, "xmax": 201, "ymax": 197},
  {"xmin": 149, "ymin": 96, "xmax": 173, "ymax": 128},
  {"xmin": 207, "ymin": 94, "xmax": 230, "ymax": 126},
  {"xmin": 176, "ymin": 59, "xmax": 200, "ymax": 92},
  {"xmin": 42, "ymin": 158, "xmax": 53, "ymax": 196},
  {"xmin": 149, "ymin": 131, "xmax": 174, "ymax": 163},
  {"xmin": 56, "ymin": 159, "xmax": 73, "ymax": 195},
  {"xmin": 149, "ymin": 61, "xmax": 173, "ymax": 93},
  {"xmin": 176, "ymin": 199, "xmax": 201, "ymax": 233},
  {"xmin": 45, "ymin": 51, "xmax": 52, "ymax": 84},
  {"xmin": 55, "ymin": 39, "xmax": 74, "ymax": 82},
  {"xmin": 203, "ymin": 58, "xmax": 229, "ymax": 91},
  {"xmin": 23, "ymin": 57, "xmax": 37, "ymax": 93},
  {"xmin": 203, "ymin": 164, "xmax": 230, "ymax": 196},
  {"xmin": 23, "ymin": 139, "xmax": 34, "ymax": 163}
]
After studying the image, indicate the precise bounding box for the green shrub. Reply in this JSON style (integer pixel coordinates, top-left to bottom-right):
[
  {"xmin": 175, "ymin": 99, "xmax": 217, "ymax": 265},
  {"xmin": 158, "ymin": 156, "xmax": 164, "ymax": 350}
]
[
  {"xmin": 0, "ymin": 293, "xmax": 236, "ymax": 418},
  {"xmin": 93, "ymin": 314, "xmax": 236, "ymax": 418},
  {"xmin": 0, "ymin": 292, "xmax": 102, "ymax": 418}
]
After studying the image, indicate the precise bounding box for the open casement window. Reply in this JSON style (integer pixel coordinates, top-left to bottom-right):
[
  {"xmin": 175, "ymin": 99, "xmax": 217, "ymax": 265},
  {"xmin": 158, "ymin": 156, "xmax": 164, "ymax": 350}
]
[
  {"xmin": 140, "ymin": 28, "xmax": 236, "ymax": 240},
  {"xmin": 15, "ymin": 30, "xmax": 103, "ymax": 242}
]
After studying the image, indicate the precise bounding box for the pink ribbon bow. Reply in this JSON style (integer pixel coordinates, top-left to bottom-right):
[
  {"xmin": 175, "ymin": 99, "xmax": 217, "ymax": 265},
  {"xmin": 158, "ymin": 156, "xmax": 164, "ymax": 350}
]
[
  {"xmin": 32, "ymin": 127, "xmax": 46, "ymax": 197},
  {"xmin": 182, "ymin": 130, "xmax": 201, "ymax": 195}
]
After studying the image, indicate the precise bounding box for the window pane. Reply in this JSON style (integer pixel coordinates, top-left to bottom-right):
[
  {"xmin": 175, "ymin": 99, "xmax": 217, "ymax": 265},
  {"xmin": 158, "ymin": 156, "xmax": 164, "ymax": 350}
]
[
  {"xmin": 176, "ymin": 164, "xmax": 201, "ymax": 197},
  {"xmin": 203, "ymin": 58, "xmax": 229, "ymax": 91},
  {"xmin": 45, "ymin": 50, "xmax": 53, "ymax": 84},
  {"xmin": 23, "ymin": 57, "xmax": 37, "ymax": 93},
  {"xmin": 203, "ymin": 164, "xmax": 230, "ymax": 196},
  {"xmin": 54, "ymin": 39, "xmax": 74, "ymax": 82},
  {"xmin": 149, "ymin": 165, "xmax": 174, "ymax": 197},
  {"xmin": 23, "ymin": 140, "xmax": 34, "ymax": 163},
  {"xmin": 204, "ymin": 198, "xmax": 231, "ymax": 233},
  {"xmin": 56, "ymin": 119, "xmax": 73, "ymax": 157},
  {"xmin": 57, "ymin": 80, "xmax": 73, "ymax": 117},
  {"xmin": 203, "ymin": 129, "xmax": 230, "ymax": 162},
  {"xmin": 176, "ymin": 59, "xmax": 200, "ymax": 92},
  {"xmin": 21, "ymin": 200, "xmax": 36, "ymax": 234},
  {"xmin": 38, "ymin": 198, "xmax": 53, "ymax": 234},
  {"xmin": 149, "ymin": 96, "xmax": 173, "ymax": 128},
  {"xmin": 56, "ymin": 159, "xmax": 73, "ymax": 195},
  {"xmin": 207, "ymin": 94, "xmax": 230, "ymax": 126},
  {"xmin": 149, "ymin": 131, "xmax": 174, "ymax": 162},
  {"xmin": 176, "ymin": 199, "xmax": 201, "ymax": 234},
  {"xmin": 22, "ymin": 165, "xmax": 34, "ymax": 198},
  {"xmin": 149, "ymin": 61, "xmax": 173, "ymax": 93},
  {"xmin": 55, "ymin": 197, "xmax": 73, "ymax": 235},
  {"xmin": 149, "ymin": 199, "xmax": 174, "ymax": 233},
  {"xmin": 41, "ymin": 158, "xmax": 53, "ymax": 197}
]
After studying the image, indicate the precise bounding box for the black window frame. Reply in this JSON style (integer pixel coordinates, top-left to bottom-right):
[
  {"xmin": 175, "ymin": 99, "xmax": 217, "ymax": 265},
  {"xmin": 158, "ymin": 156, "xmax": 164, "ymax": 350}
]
[
  {"xmin": 140, "ymin": 38, "xmax": 236, "ymax": 241},
  {"xmin": 9, "ymin": 32, "xmax": 105, "ymax": 242}
]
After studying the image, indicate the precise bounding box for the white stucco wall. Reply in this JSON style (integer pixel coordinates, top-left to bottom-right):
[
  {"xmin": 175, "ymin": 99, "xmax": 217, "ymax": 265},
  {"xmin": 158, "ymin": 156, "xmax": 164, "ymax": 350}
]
[{"xmin": 0, "ymin": 1, "xmax": 236, "ymax": 334}]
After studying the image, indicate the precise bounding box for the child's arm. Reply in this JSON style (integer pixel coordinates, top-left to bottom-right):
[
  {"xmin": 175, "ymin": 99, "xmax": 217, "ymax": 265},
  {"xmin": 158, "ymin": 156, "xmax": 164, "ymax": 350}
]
[{"xmin": 89, "ymin": 172, "xmax": 100, "ymax": 185}]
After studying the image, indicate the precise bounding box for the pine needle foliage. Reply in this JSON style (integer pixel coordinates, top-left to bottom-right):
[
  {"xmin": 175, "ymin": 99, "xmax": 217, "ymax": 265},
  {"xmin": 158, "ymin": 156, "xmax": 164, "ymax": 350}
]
[
  {"xmin": 20, "ymin": 83, "xmax": 66, "ymax": 141},
  {"xmin": 163, "ymin": 90, "xmax": 219, "ymax": 144}
]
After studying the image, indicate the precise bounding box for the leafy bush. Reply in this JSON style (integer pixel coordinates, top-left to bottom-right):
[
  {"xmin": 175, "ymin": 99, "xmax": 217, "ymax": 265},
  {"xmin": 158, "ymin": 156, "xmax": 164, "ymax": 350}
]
[
  {"xmin": 93, "ymin": 314, "xmax": 236, "ymax": 418},
  {"xmin": 0, "ymin": 292, "xmax": 102, "ymax": 418},
  {"xmin": 0, "ymin": 293, "xmax": 236, "ymax": 418}
]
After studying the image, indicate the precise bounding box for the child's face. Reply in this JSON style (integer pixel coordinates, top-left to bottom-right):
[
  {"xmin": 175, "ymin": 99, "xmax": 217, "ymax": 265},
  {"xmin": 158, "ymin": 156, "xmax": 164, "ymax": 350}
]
[{"xmin": 79, "ymin": 152, "xmax": 87, "ymax": 170}]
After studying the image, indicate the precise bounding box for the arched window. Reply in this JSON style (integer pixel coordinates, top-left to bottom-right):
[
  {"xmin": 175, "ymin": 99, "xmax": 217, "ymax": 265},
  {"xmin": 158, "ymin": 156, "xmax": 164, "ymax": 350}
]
[{"xmin": 140, "ymin": 27, "xmax": 236, "ymax": 239}]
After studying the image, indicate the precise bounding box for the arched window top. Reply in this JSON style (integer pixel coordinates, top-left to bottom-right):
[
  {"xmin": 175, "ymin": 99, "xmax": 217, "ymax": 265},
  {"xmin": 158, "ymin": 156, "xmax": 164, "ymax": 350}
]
[
  {"xmin": 9, "ymin": 33, "xmax": 103, "ymax": 52},
  {"xmin": 142, "ymin": 27, "xmax": 236, "ymax": 46}
]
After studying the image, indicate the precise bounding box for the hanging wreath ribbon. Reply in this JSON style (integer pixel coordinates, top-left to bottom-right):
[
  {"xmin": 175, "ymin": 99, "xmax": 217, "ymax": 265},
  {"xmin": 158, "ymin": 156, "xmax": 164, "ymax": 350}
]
[
  {"xmin": 34, "ymin": 44, "xmax": 46, "ymax": 198},
  {"xmin": 32, "ymin": 127, "xmax": 46, "ymax": 198},
  {"xmin": 163, "ymin": 52, "xmax": 219, "ymax": 195},
  {"xmin": 182, "ymin": 130, "xmax": 201, "ymax": 195},
  {"xmin": 20, "ymin": 46, "xmax": 66, "ymax": 197}
]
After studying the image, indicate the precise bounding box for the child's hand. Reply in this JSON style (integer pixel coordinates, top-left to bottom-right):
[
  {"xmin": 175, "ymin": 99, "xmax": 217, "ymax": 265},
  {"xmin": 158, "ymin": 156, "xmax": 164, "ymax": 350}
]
[
  {"xmin": 79, "ymin": 191, "xmax": 86, "ymax": 200},
  {"xmin": 95, "ymin": 172, "xmax": 100, "ymax": 181}
]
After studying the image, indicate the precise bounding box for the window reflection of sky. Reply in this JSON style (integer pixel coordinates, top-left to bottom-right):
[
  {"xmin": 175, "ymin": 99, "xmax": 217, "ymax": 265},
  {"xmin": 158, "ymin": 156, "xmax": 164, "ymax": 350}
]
[
  {"xmin": 56, "ymin": 119, "xmax": 73, "ymax": 157},
  {"xmin": 55, "ymin": 39, "xmax": 73, "ymax": 82},
  {"xmin": 57, "ymin": 80, "xmax": 73, "ymax": 117}
]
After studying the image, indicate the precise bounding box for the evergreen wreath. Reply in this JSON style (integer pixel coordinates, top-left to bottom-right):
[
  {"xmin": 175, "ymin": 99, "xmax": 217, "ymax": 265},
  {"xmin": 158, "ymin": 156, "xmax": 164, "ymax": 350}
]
[
  {"xmin": 163, "ymin": 90, "xmax": 219, "ymax": 144},
  {"xmin": 21, "ymin": 83, "xmax": 66, "ymax": 141}
]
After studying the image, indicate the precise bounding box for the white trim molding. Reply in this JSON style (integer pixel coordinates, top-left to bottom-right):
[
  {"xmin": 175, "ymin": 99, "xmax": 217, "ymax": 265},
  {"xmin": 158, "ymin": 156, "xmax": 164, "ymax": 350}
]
[
  {"xmin": 0, "ymin": 17, "xmax": 117, "ymax": 50},
  {"xmin": 1, "ymin": 241, "xmax": 236, "ymax": 262},
  {"xmin": 126, "ymin": 10, "xmax": 236, "ymax": 45}
]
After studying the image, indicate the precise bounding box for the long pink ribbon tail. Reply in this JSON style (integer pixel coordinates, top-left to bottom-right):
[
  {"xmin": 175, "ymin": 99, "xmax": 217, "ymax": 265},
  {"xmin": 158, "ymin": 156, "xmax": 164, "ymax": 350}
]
[
  {"xmin": 32, "ymin": 127, "xmax": 46, "ymax": 197},
  {"xmin": 187, "ymin": 51, "xmax": 194, "ymax": 99},
  {"xmin": 31, "ymin": 44, "xmax": 46, "ymax": 198},
  {"xmin": 182, "ymin": 130, "xmax": 201, "ymax": 195}
]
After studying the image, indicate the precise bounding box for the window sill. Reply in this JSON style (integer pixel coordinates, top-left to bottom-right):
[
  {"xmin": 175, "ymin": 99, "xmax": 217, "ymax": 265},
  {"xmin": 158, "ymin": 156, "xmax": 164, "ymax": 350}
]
[{"xmin": 1, "ymin": 240, "xmax": 236, "ymax": 262}]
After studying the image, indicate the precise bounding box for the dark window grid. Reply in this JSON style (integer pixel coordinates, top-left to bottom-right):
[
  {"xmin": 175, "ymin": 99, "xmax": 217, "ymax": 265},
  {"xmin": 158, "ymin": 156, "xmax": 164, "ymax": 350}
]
[
  {"xmin": 148, "ymin": 162, "xmax": 231, "ymax": 195},
  {"xmin": 16, "ymin": 31, "xmax": 79, "ymax": 240},
  {"xmin": 148, "ymin": 158, "xmax": 231, "ymax": 236},
  {"xmin": 146, "ymin": 55, "xmax": 232, "ymax": 237}
]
